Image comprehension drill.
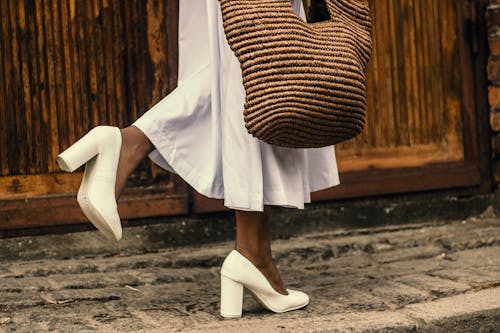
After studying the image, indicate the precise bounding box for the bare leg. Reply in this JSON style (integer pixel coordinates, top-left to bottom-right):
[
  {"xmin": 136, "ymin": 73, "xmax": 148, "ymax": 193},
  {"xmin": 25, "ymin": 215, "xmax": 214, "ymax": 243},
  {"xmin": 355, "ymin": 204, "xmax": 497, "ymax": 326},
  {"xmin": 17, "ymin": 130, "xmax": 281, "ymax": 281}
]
[
  {"xmin": 115, "ymin": 127, "xmax": 287, "ymax": 295},
  {"xmin": 115, "ymin": 126, "xmax": 154, "ymax": 198},
  {"xmin": 235, "ymin": 206, "xmax": 288, "ymax": 295}
]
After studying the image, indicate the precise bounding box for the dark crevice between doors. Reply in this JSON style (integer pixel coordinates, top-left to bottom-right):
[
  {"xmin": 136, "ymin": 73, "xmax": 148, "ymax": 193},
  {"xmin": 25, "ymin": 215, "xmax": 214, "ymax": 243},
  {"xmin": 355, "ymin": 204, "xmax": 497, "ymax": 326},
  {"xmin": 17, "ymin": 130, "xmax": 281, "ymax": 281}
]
[{"xmin": 307, "ymin": 0, "xmax": 331, "ymax": 23}]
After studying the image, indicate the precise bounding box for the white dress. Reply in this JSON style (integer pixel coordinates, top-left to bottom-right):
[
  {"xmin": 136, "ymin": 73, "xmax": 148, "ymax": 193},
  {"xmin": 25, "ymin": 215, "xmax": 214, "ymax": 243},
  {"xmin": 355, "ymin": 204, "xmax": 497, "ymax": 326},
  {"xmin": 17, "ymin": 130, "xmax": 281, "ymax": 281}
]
[{"xmin": 133, "ymin": 0, "xmax": 340, "ymax": 212}]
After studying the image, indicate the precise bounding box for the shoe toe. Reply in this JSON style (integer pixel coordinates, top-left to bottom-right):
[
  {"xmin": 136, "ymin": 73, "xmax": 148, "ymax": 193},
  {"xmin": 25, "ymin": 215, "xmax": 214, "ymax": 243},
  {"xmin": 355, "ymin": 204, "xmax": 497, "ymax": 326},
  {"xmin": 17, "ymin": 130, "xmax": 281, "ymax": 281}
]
[{"xmin": 287, "ymin": 289, "xmax": 310, "ymax": 309}]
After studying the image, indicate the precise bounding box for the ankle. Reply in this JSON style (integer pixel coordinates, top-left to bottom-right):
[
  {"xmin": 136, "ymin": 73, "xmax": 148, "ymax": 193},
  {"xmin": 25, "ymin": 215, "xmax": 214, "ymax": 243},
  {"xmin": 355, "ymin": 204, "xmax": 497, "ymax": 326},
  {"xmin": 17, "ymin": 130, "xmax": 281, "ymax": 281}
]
[
  {"xmin": 234, "ymin": 246, "xmax": 288, "ymax": 295},
  {"xmin": 235, "ymin": 246, "xmax": 273, "ymax": 268}
]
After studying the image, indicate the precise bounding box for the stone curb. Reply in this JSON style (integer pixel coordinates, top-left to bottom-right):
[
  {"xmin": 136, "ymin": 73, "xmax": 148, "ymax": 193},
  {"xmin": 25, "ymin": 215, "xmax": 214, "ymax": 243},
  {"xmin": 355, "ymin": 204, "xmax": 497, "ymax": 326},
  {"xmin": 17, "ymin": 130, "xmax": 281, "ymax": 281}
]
[{"xmin": 164, "ymin": 288, "xmax": 500, "ymax": 333}]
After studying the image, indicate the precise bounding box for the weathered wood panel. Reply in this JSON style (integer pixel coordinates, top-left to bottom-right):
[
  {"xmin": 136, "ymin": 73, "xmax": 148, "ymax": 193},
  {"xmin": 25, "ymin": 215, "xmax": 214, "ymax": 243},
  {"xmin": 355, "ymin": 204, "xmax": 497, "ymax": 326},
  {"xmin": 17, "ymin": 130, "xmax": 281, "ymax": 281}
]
[
  {"xmin": 0, "ymin": 183, "xmax": 189, "ymax": 230},
  {"xmin": 0, "ymin": 0, "xmax": 179, "ymax": 198},
  {"xmin": 335, "ymin": 0, "xmax": 464, "ymax": 171},
  {"xmin": 0, "ymin": 0, "xmax": 187, "ymax": 230},
  {"xmin": 311, "ymin": 0, "xmax": 490, "ymax": 203},
  {"xmin": 0, "ymin": 1, "xmax": 491, "ymax": 224}
]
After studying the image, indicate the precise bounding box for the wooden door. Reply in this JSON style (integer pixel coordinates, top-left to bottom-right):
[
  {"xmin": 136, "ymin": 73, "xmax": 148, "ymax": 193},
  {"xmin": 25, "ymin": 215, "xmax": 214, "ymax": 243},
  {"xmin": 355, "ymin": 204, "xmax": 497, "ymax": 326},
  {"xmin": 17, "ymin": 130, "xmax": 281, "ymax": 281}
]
[
  {"xmin": 194, "ymin": 0, "xmax": 491, "ymax": 212},
  {"xmin": 0, "ymin": 0, "xmax": 188, "ymax": 232},
  {"xmin": 311, "ymin": 0, "xmax": 491, "ymax": 201},
  {"xmin": 0, "ymin": 0, "xmax": 491, "ymax": 229}
]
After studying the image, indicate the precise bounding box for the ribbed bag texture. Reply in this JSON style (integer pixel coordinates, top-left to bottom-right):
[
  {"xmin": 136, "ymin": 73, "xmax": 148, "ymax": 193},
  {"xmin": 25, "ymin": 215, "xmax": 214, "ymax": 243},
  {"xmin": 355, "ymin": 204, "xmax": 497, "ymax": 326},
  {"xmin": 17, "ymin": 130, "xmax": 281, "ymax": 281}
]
[{"xmin": 220, "ymin": 0, "xmax": 372, "ymax": 148}]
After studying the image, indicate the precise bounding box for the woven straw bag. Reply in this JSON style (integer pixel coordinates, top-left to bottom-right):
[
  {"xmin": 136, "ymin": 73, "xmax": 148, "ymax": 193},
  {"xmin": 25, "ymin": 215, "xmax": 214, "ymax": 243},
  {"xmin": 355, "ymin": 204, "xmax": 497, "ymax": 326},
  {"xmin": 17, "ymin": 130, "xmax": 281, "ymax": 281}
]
[{"xmin": 219, "ymin": 0, "xmax": 373, "ymax": 148}]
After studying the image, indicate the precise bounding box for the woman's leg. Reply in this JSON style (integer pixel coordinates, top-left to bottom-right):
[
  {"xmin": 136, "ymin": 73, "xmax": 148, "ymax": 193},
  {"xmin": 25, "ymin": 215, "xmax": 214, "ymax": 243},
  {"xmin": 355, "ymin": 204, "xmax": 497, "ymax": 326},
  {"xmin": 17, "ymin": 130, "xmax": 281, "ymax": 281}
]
[
  {"xmin": 115, "ymin": 127, "xmax": 288, "ymax": 296},
  {"xmin": 115, "ymin": 126, "xmax": 154, "ymax": 198},
  {"xmin": 234, "ymin": 206, "xmax": 288, "ymax": 295}
]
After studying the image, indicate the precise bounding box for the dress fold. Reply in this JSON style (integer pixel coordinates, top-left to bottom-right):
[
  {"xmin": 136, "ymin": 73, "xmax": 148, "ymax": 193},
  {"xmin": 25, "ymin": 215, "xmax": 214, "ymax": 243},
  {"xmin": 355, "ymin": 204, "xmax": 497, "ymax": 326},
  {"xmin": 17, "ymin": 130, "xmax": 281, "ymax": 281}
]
[{"xmin": 133, "ymin": 0, "xmax": 340, "ymax": 212}]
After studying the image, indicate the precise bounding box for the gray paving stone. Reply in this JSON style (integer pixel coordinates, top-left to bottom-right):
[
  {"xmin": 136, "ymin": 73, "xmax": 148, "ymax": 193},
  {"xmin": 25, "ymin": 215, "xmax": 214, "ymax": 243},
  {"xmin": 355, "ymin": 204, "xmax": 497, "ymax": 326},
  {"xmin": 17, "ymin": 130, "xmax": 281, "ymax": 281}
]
[
  {"xmin": 393, "ymin": 274, "xmax": 471, "ymax": 297},
  {"xmin": 0, "ymin": 218, "xmax": 499, "ymax": 332}
]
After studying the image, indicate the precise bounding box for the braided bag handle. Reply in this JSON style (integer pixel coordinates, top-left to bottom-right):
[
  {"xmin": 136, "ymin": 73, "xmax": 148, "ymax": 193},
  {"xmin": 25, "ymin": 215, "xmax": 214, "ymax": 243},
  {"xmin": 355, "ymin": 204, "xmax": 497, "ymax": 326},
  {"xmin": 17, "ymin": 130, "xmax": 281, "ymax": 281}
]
[{"xmin": 220, "ymin": 0, "xmax": 373, "ymax": 148}]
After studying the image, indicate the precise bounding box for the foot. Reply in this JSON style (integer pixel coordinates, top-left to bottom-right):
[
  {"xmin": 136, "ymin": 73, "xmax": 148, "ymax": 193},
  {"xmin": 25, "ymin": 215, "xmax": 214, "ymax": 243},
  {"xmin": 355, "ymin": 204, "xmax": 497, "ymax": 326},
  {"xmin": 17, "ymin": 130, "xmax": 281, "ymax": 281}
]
[
  {"xmin": 236, "ymin": 247, "xmax": 289, "ymax": 295},
  {"xmin": 115, "ymin": 126, "xmax": 154, "ymax": 199}
]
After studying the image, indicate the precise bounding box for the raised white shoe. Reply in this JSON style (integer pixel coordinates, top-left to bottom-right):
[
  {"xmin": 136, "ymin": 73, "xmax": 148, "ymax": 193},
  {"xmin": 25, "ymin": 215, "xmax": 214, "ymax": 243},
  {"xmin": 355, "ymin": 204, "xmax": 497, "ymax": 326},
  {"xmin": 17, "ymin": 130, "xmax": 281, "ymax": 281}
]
[
  {"xmin": 56, "ymin": 126, "xmax": 123, "ymax": 241},
  {"xmin": 220, "ymin": 249, "xmax": 309, "ymax": 318}
]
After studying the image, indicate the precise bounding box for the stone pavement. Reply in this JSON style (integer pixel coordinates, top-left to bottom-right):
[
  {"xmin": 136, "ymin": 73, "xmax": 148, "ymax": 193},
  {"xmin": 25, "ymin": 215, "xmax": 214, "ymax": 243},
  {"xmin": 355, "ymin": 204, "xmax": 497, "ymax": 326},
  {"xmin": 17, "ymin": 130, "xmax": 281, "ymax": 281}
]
[{"xmin": 0, "ymin": 214, "xmax": 499, "ymax": 332}]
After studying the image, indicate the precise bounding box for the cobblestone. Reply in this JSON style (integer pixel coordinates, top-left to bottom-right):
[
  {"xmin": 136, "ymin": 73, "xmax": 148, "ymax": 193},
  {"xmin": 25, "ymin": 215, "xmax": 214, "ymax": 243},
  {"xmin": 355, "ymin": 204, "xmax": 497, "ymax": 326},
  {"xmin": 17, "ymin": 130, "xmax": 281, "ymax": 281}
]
[{"xmin": 0, "ymin": 217, "xmax": 499, "ymax": 332}]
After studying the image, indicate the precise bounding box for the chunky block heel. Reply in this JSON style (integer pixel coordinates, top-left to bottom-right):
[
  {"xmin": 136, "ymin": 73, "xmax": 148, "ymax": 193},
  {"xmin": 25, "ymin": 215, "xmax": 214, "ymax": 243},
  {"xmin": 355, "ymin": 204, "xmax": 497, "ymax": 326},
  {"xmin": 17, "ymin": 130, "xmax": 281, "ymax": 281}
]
[
  {"xmin": 56, "ymin": 128, "xmax": 102, "ymax": 172},
  {"xmin": 220, "ymin": 274, "xmax": 244, "ymax": 318}
]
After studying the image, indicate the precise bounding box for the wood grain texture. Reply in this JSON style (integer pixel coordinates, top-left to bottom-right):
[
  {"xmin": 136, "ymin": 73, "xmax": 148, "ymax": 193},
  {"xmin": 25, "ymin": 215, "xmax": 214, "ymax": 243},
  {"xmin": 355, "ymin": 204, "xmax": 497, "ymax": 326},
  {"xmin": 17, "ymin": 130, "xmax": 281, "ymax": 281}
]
[
  {"xmin": 0, "ymin": 0, "xmax": 490, "ymax": 227},
  {"xmin": 0, "ymin": 0, "xmax": 182, "ymax": 229},
  {"xmin": 0, "ymin": 0, "xmax": 177, "ymax": 180},
  {"xmin": 0, "ymin": 0, "xmax": 465, "ymax": 180},
  {"xmin": 336, "ymin": 0, "xmax": 464, "ymax": 171},
  {"xmin": 0, "ymin": 189, "xmax": 189, "ymax": 230}
]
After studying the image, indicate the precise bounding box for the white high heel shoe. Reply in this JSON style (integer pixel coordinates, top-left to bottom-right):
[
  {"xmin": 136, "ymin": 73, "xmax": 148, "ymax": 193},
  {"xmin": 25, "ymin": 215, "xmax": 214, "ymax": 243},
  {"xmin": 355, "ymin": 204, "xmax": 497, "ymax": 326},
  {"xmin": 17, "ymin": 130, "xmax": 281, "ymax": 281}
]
[
  {"xmin": 220, "ymin": 249, "xmax": 309, "ymax": 318},
  {"xmin": 56, "ymin": 126, "xmax": 123, "ymax": 241}
]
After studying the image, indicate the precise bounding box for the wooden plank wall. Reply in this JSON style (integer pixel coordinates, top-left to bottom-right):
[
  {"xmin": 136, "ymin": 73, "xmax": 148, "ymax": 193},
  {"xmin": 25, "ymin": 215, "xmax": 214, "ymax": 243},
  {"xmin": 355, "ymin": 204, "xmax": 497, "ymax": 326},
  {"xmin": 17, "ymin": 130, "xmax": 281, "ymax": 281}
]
[
  {"xmin": 0, "ymin": 0, "xmax": 180, "ymax": 201},
  {"xmin": 0, "ymin": 0, "xmax": 490, "ymax": 226},
  {"xmin": 0, "ymin": 0, "xmax": 465, "ymax": 187},
  {"xmin": 335, "ymin": 0, "xmax": 464, "ymax": 171},
  {"xmin": 301, "ymin": 0, "xmax": 463, "ymax": 171}
]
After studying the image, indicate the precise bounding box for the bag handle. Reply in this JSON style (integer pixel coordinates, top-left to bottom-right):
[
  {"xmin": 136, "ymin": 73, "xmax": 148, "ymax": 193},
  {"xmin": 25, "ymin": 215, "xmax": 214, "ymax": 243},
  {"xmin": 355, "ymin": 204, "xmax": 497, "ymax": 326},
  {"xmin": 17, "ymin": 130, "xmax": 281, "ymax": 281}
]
[
  {"xmin": 325, "ymin": 0, "xmax": 371, "ymax": 29},
  {"xmin": 219, "ymin": 0, "xmax": 370, "ymax": 26}
]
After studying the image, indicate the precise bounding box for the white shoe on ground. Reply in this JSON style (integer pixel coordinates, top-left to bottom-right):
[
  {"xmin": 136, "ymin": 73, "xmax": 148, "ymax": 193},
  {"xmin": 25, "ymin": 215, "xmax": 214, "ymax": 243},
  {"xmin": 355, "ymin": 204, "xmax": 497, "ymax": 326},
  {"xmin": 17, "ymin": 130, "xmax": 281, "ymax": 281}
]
[{"xmin": 220, "ymin": 249, "xmax": 309, "ymax": 318}]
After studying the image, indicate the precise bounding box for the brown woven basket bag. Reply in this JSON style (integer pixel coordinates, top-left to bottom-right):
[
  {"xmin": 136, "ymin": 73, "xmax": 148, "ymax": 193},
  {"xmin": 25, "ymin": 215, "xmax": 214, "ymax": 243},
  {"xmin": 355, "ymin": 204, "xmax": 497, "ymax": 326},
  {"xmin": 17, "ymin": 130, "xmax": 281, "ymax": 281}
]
[{"xmin": 219, "ymin": 0, "xmax": 373, "ymax": 148}]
